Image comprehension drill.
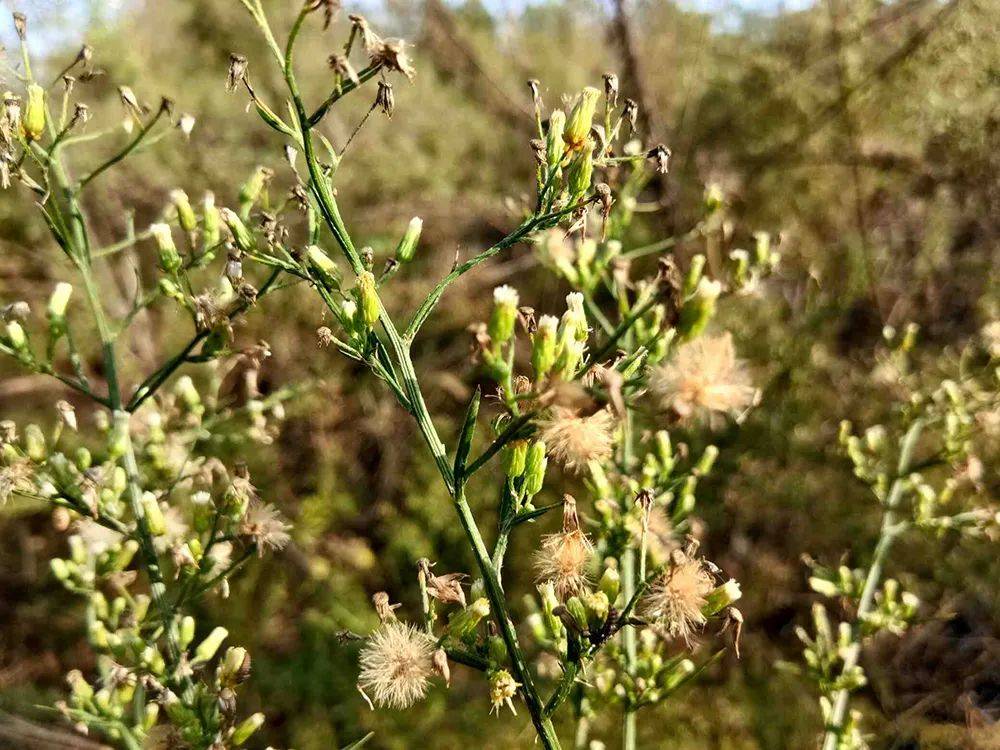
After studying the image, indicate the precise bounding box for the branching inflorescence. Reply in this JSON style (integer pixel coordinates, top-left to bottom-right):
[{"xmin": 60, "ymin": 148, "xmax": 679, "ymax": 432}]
[{"xmin": 2, "ymin": 2, "xmax": 995, "ymax": 750}]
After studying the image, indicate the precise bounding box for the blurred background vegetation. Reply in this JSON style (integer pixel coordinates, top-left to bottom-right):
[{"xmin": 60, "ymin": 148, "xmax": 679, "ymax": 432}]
[{"xmin": 1, "ymin": 0, "xmax": 998, "ymax": 747}]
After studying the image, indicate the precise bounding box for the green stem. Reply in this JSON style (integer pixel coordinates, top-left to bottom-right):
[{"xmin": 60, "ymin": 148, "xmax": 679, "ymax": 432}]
[
  {"xmin": 820, "ymin": 419, "xmax": 924, "ymax": 750},
  {"xmin": 620, "ymin": 388, "xmax": 638, "ymax": 750},
  {"xmin": 259, "ymin": 6, "xmax": 564, "ymax": 744},
  {"xmin": 78, "ymin": 106, "xmax": 166, "ymax": 190}
]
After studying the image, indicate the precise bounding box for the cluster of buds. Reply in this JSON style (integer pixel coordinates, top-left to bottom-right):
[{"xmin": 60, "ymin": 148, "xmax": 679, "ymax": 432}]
[
  {"xmin": 0, "ymin": 373, "xmax": 288, "ymax": 744},
  {"xmin": 476, "ymin": 287, "xmax": 592, "ymax": 402},
  {"xmin": 536, "ymin": 230, "xmax": 622, "ymax": 293},
  {"xmin": 1, "ymin": 282, "xmax": 84, "ymax": 374}
]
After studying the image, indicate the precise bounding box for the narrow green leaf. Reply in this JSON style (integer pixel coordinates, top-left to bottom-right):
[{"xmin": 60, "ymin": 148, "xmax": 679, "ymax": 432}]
[
  {"xmin": 341, "ymin": 732, "xmax": 374, "ymax": 750},
  {"xmin": 453, "ymin": 387, "xmax": 481, "ymax": 487}
]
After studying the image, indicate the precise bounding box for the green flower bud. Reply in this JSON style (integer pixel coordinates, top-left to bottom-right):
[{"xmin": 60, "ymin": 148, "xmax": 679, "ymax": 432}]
[
  {"xmin": 67, "ymin": 670, "xmax": 93, "ymax": 701},
  {"xmin": 704, "ymin": 183, "xmax": 724, "ymax": 214},
  {"xmin": 504, "ymin": 439, "xmax": 528, "ymax": 480},
  {"xmin": 5, "ymin": 321, "xmax": 28, "ymax": 353},
  {"xmin": 143, "ymin": 703, "xmax": 159, "ymax": 731},
  {"xmin": 565, "ymin": 595, "xmax": 589, "ymax": 631},
  {"xmin": 50, "ymin": 557, "xmax": 71, "ymax": 581},
  {"xmin": 447, "ymin": 597, "xmax": 490, "ymax": 642},
  {"xmin": 532, "ymin": 314, "xmax": 558, "ymax": 380},
  {"xmin": 221, "ymin": 208, "xmax": 255, "ymax": 253},
  {"xmin": 546, "ymin": 109, "xmax": 566, "ymax": 169},
  {"xmin": 306, "ymin": 245, "xmax": 340, "ymax": 289},
  {"xmin": 239, "ymin": 166, "xmax": 272, "ymax": 214},
  {"xmin": 489, "ymin": 285, "xmax": 519, "ymax": 344},
  {"xmin": 487, "ymin": 636, "xmax": 506, "ymax": 665},
  {"xmin": 678, "ymin": 277, "xmax": 721, "ymax": 340},
  {"xmin": 564, "ymin": 87, "xmax": 600, "ymax": 151},
  {"xmin": 149, "ymin": 223, "xmax": 182, "ymax": 274},
  {"xmin": 174, "ymin": 375, "xmax": 203, "ymax": 415},
  {"xmin": 47, "ymin": 282, "xmax": 73, "ymax": 329},
  {"xmin": 696, "ymin": 445, "xmax": 718, "ymax": 475},
  {"xmin": 752, "ymin": 231, "xmax": 771, "ymax": 266},
  {"xmin": 158, "ymin": 277, "xmax": 185, "ymax": 303},
  {"xmin": 179, "ymin": 615, "xmax": 196, "ymax": 649},
  {"xmin": 22, "ymin": 84, "xmax": 45, "ymax": 141},
  {"xmin": 702, "ymin": 579, "xmax": 742, "ymax": 617},
  {"xmin": 192, "ymin": 626, "xmax": 228, "ymax": 664},
  {"xmin": 729, "ymin": 249, "xmax": 749, "ymax": 287},
  {"xmin": 523, "ymin": 440, "xmax": 547, "ymax": 498},
  {"xmin": 356, "ymin": 271, "xmax": 380, "ymax": 328},
  {"xmin": 560, "ymin": 292, "xmax": 589, "ymax": 343},
  {"xmin": 581, "ymin": 590, "xmax": 610, "ymax": 628},
  {"xmin": 554, "ymin": 337, "xmax": 585, "ymax": 380},
  {"xmin": 170, "ymin": 189, "xmax": 198, "ymax": 233},
  {"xmin": 567, "ymin": 146, "xmax": 594, "ymax": 200},
  {"xmin": 395, "ymin": 216, "xmax": 422, "ymax": 263},
  {"xmin": 143, "ymin": 645, "xmax": 166, "ymax": 675},
  {"xmin": 112, "ymin": 540, "xmax": 139, "ymax": 572},
  {"xmin": 232, "ymin": 713, "xmax": 265, "ymax": 746},
  {"xmin": 219, "ymin": 646, "xmax": 251, "ymax": 685},
  {"xmin": 683, "ymin": 254, "xmax": 706, "ymax": 297},
  {"xmin": 202, "ymin": 192, "xmax": 221, "ymax": 248},
  {"xmin": 599, "ymin": 566, "xmax": 620, "ymax": 603},
  {"xmin": 25, "ymin": 423, "xmax": 45, "ymax": 461},
  {"xmin": 140, "ymin": 492, "xmax": 166, "ymax": 536},
  {"xmin": 133, "ymin": 594, "xmax": 150, "ymax": 623}
]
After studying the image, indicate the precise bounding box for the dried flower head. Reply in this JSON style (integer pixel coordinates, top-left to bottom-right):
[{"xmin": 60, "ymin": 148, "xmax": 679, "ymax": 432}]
[
  {"xmin": 372, "ymin": 591, "xmax": 401, "ymax": 622},
  {"xmin": 226, "ymin": 54, "xmax": 248, "ymax": 92},
  {"xmin": 349, "ymin": 14, "xmax": 382, "ymax": 55},
  {"xmin": 533, "ymin": 495, "xmax": 594, "ymax": 599},
  {"xmin": 374, "ymin": 80, "xmax": 394, "ymax": 117},
  {"xmin": 649, "ymin": 333, "xmax": 759, "ymax": 421},
  {"xmin": 372, "ymin": 39, "xmax": 415, "ymax": 81},
  {"xmin": 538, "ymin": 406, "xmax": 615, "ymax": 472},
  {"xmin": 328, "ymin": 53, "xmax": 360, "ymax": 85},
  {"xmin": 646, "ymin": 144, "xmax": 671, "ymax": 174},
  {"xmin": 642, "ymin": 551, "xmax": 715, "ymax": 644},
  {"xmin": 357, "ymin": 621, "xmax": 435, "ymax": 709},
  {"xmin": 602, "ymin": 72, "xmax": 619, "ymax": 106},
  {"xmin": 418, "ymin": 559, "xmax": 467, "ymax": 606},
  {"xmin": 239, "ymin": 502, "xmax": 290, "ymax": 556},
  {"xmin": 0, "ymin": 457, "xmax": 33, "ymax": 505}
]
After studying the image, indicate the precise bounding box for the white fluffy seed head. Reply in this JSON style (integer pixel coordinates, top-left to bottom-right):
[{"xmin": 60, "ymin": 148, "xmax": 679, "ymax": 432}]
[{"xmin": 357, "ymin": 621, "xmax": 435, "ymax": 710}]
